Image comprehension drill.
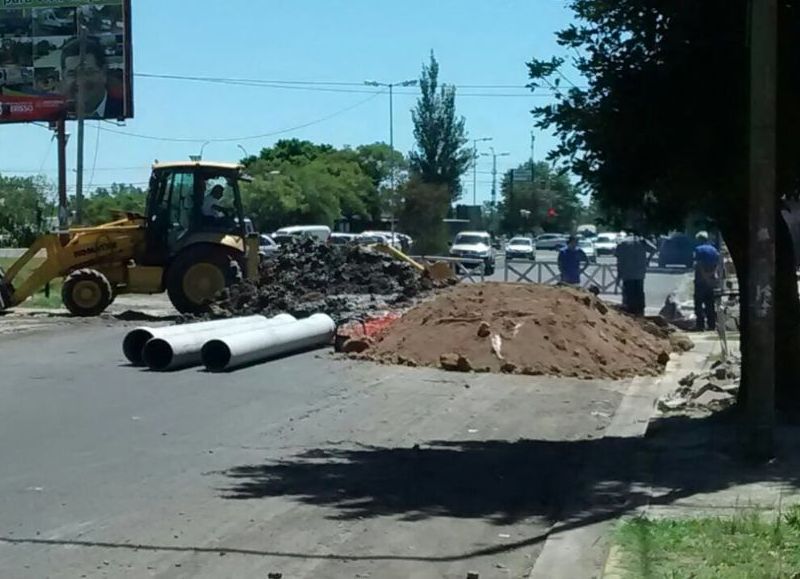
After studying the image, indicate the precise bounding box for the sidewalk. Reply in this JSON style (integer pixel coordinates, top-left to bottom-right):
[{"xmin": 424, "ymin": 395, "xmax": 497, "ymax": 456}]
[{"xmin": 602, "ymin": 335, "xmax": 800, "ymax": 577}]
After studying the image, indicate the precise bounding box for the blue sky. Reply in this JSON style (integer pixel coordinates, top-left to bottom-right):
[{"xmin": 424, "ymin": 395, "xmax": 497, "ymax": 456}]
[{"xmin": 0, "ymin": 0, "xmax": 577, "ymax": 205}]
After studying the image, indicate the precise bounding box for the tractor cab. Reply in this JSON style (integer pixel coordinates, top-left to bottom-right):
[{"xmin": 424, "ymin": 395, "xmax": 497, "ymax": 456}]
[{"xmin": 144, "ymin": 162, "xmax": 249, "ymax": 263}]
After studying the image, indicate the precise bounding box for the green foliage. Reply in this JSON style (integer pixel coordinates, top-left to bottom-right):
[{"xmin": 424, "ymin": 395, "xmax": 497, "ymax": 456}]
[
  {"xmin": 498, "ymin": 161, "xmax": 582, "ymax": 234},
  {"xmin": 409, "ymin": 52, "xmax": 471, "ymax": 203},
  {"xmin": 616, "ymin": 512, "xmax": 800, "ymax": 578},
  {"xmin": 528, "ymin": 1, "xmax": 798, "ymax": 232},
  {"xmin": 80, "ymin": 183, "xmax": 147, "ymax": 226},
  {"xmin": 0, "ymin": 174, "xmax": 51, "ymax": 246},
  {"xmin": 399, "ymin": 177, "xmax": 450, "ymax": 254},
  {"xmin": 241, "ymin": 139, "xmax": 381, "ymax": 232}
]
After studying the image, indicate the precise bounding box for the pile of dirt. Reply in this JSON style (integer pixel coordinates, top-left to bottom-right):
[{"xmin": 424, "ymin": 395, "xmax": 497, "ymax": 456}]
[
  {"xmin": 212, "ymin": 238, "xmax": 440, "ymax": 320},
  {"xmin": 350, "ymin": 283, "xmax": 675, "ymax": 380}
]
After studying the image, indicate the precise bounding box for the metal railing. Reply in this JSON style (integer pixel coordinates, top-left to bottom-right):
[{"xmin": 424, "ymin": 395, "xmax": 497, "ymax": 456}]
[
  {"xmin": 410, "ymin": 255, "xmax": 486, "ymax": 283},
  {"xmin": 503, "ymin": 258, "xmax": 621, "ymax": 293}
]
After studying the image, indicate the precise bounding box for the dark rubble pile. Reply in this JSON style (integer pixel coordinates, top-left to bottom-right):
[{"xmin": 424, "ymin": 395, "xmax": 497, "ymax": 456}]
[{"xmin": 212, "ymin": 238, "xmax": 435, "ymax": 320}]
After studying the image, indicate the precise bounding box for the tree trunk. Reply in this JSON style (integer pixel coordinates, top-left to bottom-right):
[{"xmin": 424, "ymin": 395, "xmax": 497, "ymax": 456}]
[
  {"xmin": 774, "ymin": 212, "xmax": 800, "ymax": 411},
  {"xmin": 724, "ymin": 209, "xmax": 800, "ymax": 412}
]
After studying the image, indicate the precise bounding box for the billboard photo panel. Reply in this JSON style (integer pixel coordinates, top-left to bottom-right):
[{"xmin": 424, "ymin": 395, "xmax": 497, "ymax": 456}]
[{"xmin": 0, "ymin": 0, "xmax": 132, "ymax": 124}]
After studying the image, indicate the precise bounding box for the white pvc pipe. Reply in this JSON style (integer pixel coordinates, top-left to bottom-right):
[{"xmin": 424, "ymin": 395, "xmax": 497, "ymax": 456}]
[
  {"xmin": 201, "ymin": 313, "xmax": 335, "ymax": 372},
  {"xmin": 143, "ymin": 314, "xmax": 297, "ymax": 372},
  {"xmin": 123, "ymin": 316, "xmax": 269, "ymax": 366}
]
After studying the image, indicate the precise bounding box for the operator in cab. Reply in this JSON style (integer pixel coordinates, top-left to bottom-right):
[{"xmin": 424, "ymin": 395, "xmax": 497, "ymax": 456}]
[{"xmin": 202, "ymin": 185, "xmax": 229, "ymax": 220}]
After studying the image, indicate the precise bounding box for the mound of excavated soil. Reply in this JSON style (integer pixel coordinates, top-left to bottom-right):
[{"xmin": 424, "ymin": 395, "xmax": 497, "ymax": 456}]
[
  {"xmin": 212, "ymin": 239, "xmax": 443, "ymax": 320},
  {"xmin": 354, "ymin": 283, "xmax": 673, "ymax": 380}
]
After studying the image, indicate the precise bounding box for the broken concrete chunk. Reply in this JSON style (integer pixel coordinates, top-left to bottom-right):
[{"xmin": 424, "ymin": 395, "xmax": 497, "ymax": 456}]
[{"xmin": 439, "ymin": 353, "xmax": 472, "ymax": 372}]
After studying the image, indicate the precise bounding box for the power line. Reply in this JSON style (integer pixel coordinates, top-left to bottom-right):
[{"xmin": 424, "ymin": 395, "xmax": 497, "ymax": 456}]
[
  {"xmin": 97, "ymin": 90, "xmax": 385, "ymax": 143},
  {"xmin": 135, "ymin": 72, "xmax": 561, "ymax": 98}
]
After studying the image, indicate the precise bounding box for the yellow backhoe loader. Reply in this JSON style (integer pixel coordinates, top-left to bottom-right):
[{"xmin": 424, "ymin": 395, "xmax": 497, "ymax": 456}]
[{"xmin": 0, "ymin": 161, "xmax": 259, "ymax": 316}]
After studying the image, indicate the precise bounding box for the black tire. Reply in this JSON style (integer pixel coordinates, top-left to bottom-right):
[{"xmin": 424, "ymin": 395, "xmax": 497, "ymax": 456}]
[
  {"xmin": 62, "ymin": 269, "xmax": 113, "ymax": 317},
  {"xmin": 166, "ymin": 245, "xmax": 242, "ymax": 314}
]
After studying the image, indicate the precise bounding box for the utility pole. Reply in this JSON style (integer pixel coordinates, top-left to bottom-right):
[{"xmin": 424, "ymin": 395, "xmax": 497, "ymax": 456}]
[
  {"xmin": 472, "ymin": 137, "xmax": 492, "ymax": 206},
  {"xmin": 364, "ymin": 79, "xmax": 417, "ymax": 237},
  {"xmin": 746, "ymin": 0, "xmax": 777, "ymax": 459},
  {"xmin": 74, "ymin": 25, "xmax": 88, "ymax": 225},
  {"xmin": 56, "ymin": 119, "xmax": 69, "ymax": 233},
  {"xmin": 530, "ymin": 131, "xmax": 536, "ymax": 182},
  {"xmin": 483, "ymin": 147, "xmax": 510, "ymax": 208}
]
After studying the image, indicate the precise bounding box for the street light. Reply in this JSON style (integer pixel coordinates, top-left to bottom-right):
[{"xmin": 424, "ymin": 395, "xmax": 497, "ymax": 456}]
[
  {"xmin": 364, "ymin": 78, "xmax": 418, "ymax": 235},
  {"xmin": 198, "ymin": 140, "xmax": 211, "ymax": 160},
  {"xmin": 482, "ymin": 147, "xmax": 510, "ymax": 207},
  {"xmin": 472, "ymin": 137, "xmax": 493, "ymax": 206},
  {"xmin": 237, "ymin": 144, "xmax": 250, "ymax": 159}
]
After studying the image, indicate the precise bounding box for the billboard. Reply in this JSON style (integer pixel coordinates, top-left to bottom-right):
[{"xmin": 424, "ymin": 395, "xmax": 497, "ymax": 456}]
[{"xmin": 0, "ymin": 0, "xmax": 132, "ymax": 123}]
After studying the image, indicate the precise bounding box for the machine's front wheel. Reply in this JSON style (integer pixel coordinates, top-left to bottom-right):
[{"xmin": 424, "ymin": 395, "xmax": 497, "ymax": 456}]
[
  {"xmin": 62, "ymin": 269, "xmax": 114, "ymax": 317},
  {"xmin": 166, "ymin": 246, "xmax": 242, "ymax": 314}
]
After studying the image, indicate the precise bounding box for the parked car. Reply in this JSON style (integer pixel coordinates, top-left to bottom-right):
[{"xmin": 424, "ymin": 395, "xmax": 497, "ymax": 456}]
[
  {"xmin": 658, "ymin": 233, "xmax": 695, "ymax": 268},
  {"xmin": 449, "ymin": 231, "xmax": 496, "ymax": 275},
  {"xmin": 594, "ymin": 233, "xmax": 619, "ymax": 256},
  {"xmin": 505, "ymin": 236, "xmax": 536, "ymax": 261},
  {"xmin": 328, "ymin": 232, "xmax": 358, "ymax": 245},
  {"xmin": 258, "ymin": 234, "xmax": 278, "ymax": 258},
  {"xmin": 578, "ymin": 238, "xmax": 597, "ymax": 263},
  {"xmin": 535, "ymin": 233, "xmax": 567, "ymax": 251},
  {"xmin": 272, "ymin": 225, "xmax": 332, "ymax": 244},
  {"xmin": 357, "ymin": 233, "xmax": 391, "ymax": 245}
]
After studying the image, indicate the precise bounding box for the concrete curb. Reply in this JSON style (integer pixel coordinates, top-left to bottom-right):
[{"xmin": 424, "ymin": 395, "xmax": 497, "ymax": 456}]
[
  {"xmin": 528, "ymin": 337, "xmax": 718, "ymax": 579},
  {"xmin": 597, "ymin": 337, "xmax": 722, "ymax": 579}
]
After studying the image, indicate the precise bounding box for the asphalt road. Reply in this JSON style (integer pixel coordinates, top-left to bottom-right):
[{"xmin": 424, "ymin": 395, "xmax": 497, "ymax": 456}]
[{"xmin": 0, "ymin": 323, "xmax": 632, "ymax": 578}]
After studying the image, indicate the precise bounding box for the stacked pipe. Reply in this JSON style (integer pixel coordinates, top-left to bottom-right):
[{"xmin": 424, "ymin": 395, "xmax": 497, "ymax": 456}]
[{"xmin": 122, "ymin": 313, "xmax": 335, "ymax": 372}]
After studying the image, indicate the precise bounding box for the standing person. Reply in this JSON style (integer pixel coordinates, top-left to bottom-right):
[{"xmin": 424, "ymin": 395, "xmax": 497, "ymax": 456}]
[
  {"xmin": 615, "ymin": 234, "xmax": 649, "ymax": 315},
  {"xmin": 693, "ymin": 231, "xmax": 721, "ymax": 331},
  {"xmin": 558, "ymin": 235, "xmax": 589, "ymax": 286}
]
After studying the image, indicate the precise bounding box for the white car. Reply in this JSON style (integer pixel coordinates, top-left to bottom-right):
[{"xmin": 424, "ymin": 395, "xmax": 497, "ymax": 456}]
[
  {"xmin": 594, "ymin": 233, "xmax": 618, "ymax": 256},
  {"xmin": 449, "ymin": 231, "xmax": 496, "ymax": 274},
  {"xmin": 258, "ymin": 234, "xmax": 278, "ymax": 258},
  {"xmin": 578, "ymin": 238, "xmax": 597, "ymax": 263},
  {"xmin": 329, "ymin": 232, "xmax": 358, "ymax": 245},
  {"xmin": 505, "ymin": 236, "xmax": 536, "ymax": 261},
  {"xmin": 272, "ymin": 225, "xmax": 332, "ymax": 244},
  {"xmin": 535, "ymin": 233, "xmax": 568, "ymax": 251}
]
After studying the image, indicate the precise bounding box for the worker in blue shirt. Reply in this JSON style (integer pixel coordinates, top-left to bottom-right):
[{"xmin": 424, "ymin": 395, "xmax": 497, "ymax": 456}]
[
  {"xmin": 558, "ymin": 235, "xmax": 589, "ymax": 285},
  {"xmin": 693, "ymin": 231, "xmax": 721, "ymax": 331}
]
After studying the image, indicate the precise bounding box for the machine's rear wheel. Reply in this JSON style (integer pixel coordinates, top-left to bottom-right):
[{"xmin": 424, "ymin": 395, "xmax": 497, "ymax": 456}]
[
  {"xmin": 62, "ymin": 269, "xmax": 113, "ymax": 317},
  {"xmin": 166, "ymin": 246, "xmax": 242, "ymax": 314}
]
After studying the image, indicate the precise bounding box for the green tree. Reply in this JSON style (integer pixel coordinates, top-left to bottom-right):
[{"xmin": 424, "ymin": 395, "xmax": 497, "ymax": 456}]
[
  {"xmin": 352, "ymin": 142, "xmax": 407, "ymax": 222},
  {"xmin": 528, "ymin": 0, "xmax": 799, "ymax": 408},
  {"xmin": 409, "ymin": 52, "xmax": 471, "ymax": 202},
  {"xmin": 0, "ymin": 175, "xmax": 51, "ymax": 246},
  {"xmin": 80, "ymin": 183, "xmax": 147, "ymax": 225},
  {"xmin": 399, "ymin": 176, "xmax": 450, "ymax": 254},
  {"xmin": 241, "ymin": 141, "xmax": 375, "ymax": 231},
  {"xmin": 499, "ymin": 161, "xmax": 581, "ymax": 235}
]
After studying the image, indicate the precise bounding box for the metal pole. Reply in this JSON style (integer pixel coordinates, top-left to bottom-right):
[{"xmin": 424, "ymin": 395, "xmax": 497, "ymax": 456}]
[
  {"xmin": 389, "ymin": 83, "xmax": 395, "ymax": 237},
  {"xmin": 491, "ymin": 152, "xmax": 498, "ymax": 207},
  {"xmin": 746, "ymin": 0, "xmax": 777, "ymax": 459},
  {"xmin": 473, "ymin": 141, "xmax": 478, "ymax": 206},
  {"xmin": 530, "ymin": 132, "xmax": 535, "ymax": 182},
  {"xmin": 74, "ymin": 25, "xmax": 87, "ymax": 225},
  {"xmin": 56, "ymin": 119, "xmax": 68, "ymax": 232}
]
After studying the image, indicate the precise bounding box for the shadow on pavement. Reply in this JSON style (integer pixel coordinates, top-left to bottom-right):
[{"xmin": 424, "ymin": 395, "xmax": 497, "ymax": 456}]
[{"xmin": 221, "ymin": 412, "xmax": 800, "ymax": 533}]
